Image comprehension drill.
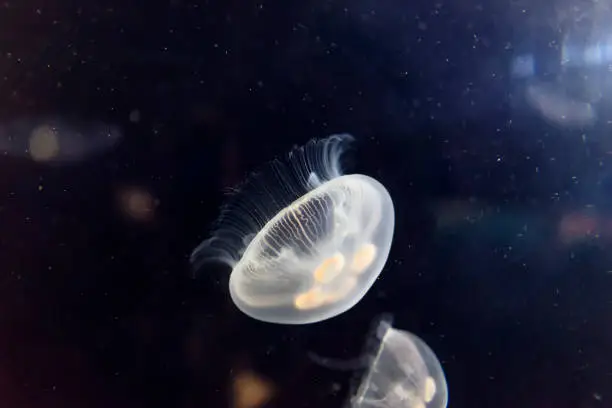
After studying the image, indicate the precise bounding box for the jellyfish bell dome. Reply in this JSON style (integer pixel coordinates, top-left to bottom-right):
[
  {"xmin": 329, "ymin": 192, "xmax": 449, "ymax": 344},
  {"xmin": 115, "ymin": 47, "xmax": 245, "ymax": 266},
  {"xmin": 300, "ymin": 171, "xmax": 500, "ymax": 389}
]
[
  {"xmin": 191, "ymin": 134, "xmax": 395, "ymax": 324},
  {"xmin": 308, "ymin": 315, "xmax": 448, "ymax": 408},
  {"xmin": 350, "ymin": 317, "xmax": 448, "ymax": 408}
]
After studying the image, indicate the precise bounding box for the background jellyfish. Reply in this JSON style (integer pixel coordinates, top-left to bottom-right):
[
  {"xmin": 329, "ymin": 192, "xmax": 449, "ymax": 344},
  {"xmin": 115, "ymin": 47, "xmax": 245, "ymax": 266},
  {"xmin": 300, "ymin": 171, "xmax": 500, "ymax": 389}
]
[
  {"xmin": 311, "ymin": 315, "xmax": 448, "ymax": 408},
  {"xmin": 191, "ymin": 134, "xmax": 395, "ymax": 324}
]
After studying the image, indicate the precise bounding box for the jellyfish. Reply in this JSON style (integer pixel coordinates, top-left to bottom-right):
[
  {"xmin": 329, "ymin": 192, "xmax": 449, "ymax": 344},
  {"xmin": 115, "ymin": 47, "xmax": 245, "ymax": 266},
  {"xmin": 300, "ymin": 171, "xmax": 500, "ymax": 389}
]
[
  {"xmin": 311, "ymin": 315, "xmax": 448, "ymax": 408},
  {"xmin": 191, "ymin": 134, "xmax": 395, "ymax": 324}
]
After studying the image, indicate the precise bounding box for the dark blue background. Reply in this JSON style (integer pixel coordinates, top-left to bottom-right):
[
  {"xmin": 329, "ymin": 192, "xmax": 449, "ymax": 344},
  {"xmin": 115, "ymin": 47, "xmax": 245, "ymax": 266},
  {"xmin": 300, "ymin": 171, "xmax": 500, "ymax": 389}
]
[{"xmin": 0, "ymin": 1, "xmax": 609, "ymax": 408}]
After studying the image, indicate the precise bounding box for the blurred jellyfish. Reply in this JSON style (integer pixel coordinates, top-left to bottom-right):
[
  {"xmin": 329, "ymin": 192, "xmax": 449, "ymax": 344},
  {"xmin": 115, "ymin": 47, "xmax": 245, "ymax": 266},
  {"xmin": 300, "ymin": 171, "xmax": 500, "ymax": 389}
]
[
  {"xmin": 0, "ymin": 116, "xmax": 122, "ymax": 163},
  {"xmin": 525, "ymin": 81, "xmax": 596, "ymax": 128},
  {"xmin": 312, "ymin": 316, "xmax": 448, "ymax": 408},
  {"xmin": 352, "ymin": 318, "xmax": 448, "ymax": 408},
  {"xmin": 191, "ymin": 134, "xmax": 395, "ymax": 324}
]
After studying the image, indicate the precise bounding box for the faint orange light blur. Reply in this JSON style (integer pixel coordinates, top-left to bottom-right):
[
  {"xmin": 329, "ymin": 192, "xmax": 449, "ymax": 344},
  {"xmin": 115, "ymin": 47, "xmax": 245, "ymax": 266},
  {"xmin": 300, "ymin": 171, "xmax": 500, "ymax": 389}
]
[
  {"xmin": 29, "ymin": 125, "xmax": 60, "ymax": 162},
  {"xmin": 116, "ymin": 186, "xmax": 159, "ymax": 222},
  {"xmin": 232, "ymin": 370, "xmax": 275, "ymax": 408},
  {"xmin": 558, "ymin": 212, "xmax": 599, "ymax": 244}
]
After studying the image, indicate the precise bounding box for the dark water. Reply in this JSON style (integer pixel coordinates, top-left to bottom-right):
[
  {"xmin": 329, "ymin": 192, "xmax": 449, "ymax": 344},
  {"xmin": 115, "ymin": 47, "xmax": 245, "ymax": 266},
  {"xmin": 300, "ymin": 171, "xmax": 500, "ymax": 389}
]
[{"xmin": 0, "ymin": 1, "xmax": 610, "ymax": 408}]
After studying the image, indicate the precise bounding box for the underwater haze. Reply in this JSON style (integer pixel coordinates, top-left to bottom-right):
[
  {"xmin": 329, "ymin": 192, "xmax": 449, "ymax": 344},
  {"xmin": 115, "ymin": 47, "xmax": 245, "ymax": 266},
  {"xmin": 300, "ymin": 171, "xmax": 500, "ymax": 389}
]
[{"xmin": 0, "ymin": 1, "xmax": 610, "ymax": 408}]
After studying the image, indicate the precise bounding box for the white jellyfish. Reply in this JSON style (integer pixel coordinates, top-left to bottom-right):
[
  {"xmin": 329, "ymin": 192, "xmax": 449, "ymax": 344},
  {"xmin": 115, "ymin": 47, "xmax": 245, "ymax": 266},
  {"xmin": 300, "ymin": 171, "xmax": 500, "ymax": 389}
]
[
  {"xmin": 311, "ymin": 315, "xmax": 448, "ymax": 408},
  {"xmin": 352, "ymin": 319, "xmax": 448, "ymax": 408},
  {"xmin": 191, "ymin": 134, "xmax": 395, "ymax": 324}
]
